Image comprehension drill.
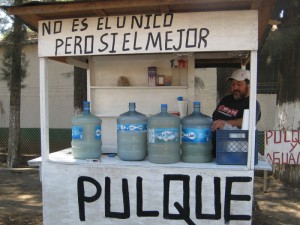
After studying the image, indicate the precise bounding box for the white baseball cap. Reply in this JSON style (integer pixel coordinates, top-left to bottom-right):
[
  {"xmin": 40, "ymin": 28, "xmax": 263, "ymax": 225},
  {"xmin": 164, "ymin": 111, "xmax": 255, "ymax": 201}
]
[{"xmin": 226, "ymin": 69, "xmax": 250, "ymax": 81}]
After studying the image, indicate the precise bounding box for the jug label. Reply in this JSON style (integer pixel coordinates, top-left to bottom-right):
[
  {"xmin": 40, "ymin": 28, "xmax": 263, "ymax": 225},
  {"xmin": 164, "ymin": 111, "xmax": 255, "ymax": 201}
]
[
  {"xmin": 182, "ymin": 128, "xmax": 211, "ymax": 143},
  {"xmin": 72, "ymin": 126, "xmax": 83, "ymax": 140},
  {"xmin": 148, "ymin": 128, "xmax": 179, "ymax": 143},
  {"xmin": 117, "ymin": 123, "xmax": 147, "ymax": 132},
  {"xmin": 95, "ymin": 125, "xmax": 101, "ymax": 140}
]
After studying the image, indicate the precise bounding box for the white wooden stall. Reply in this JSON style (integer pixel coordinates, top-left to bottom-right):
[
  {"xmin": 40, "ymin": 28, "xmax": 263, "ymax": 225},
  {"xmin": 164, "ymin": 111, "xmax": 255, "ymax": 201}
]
[{"xmin": 33, "ymin": 10, "xmax": 267, "ymax": 225}]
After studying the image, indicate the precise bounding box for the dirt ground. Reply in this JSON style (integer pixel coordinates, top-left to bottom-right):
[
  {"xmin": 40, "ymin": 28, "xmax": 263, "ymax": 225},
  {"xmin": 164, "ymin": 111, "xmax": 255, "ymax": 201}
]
[
  {"xmin": 0, "ymin": 163, "xmax": 42, "ymax": 225},
  {"xmin": 0, "ymin": 162, "xmax": 299, "ymax": 225}
]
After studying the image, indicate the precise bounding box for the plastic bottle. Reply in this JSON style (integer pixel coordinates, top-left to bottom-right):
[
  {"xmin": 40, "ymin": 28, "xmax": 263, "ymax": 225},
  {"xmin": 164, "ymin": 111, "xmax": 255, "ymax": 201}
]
[
  {"xmin": 117, "ymin": 102, "xmax": 147, "ymax": 161},
  {"xmin": 71, "ymin": 101, "xmax": 102, "ymax": 159},
  {"xmin": 148, "ymin": 104, "xmax": 180, "ymax": 163},
  {"xmin": 181, "ymin": 102, "xmax": 213, "ymax": 163}
]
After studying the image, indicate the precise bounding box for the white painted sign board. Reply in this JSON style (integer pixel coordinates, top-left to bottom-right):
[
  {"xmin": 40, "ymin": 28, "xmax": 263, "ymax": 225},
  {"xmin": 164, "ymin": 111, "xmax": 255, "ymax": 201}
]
[
  {"xmin": 42, "ymin": 159, "xmax": 254, "ymax": 225},
  {"xmin": 265, "ymin": 130, "xmax": 300, "ymax": 165},
  {"xmin": 38, "ymin": 10, "xmax": 258, "ymax": 57}
]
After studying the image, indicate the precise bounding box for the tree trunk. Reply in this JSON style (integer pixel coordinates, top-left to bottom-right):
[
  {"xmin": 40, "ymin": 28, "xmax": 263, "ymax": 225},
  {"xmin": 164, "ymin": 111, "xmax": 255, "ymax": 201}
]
[
  {"xmin": 7, "ymin": 4, "xmax": 23, "ymax": 168},
  {"xmin": 73, "ymin": 66, "xmax": 87, "ymax": 114},
  {"xmin": 274, "ymin": 30, "xmax": 300, "ymax": 188}
]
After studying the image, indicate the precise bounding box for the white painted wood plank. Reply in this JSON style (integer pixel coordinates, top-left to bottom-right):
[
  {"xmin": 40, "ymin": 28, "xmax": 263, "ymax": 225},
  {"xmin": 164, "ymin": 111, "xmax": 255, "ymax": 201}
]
[
  {"xmin": 28, "ymin": 150, "xmax": 272, "ymax": 170},
  {"xmin": 248, "ymin": 51, "xmax": 258, "ymax": 170},
  {"xmin": 38, "ymin": 11, "xmax": 258, "ymax": 57},
  {"xmin": 91, "ymin": 88, "xmax": 188, "ymax": 115},
  {"xmin": 39, "ymin": 57, "xmax": 49, "ymax": 161},
  {"xmin": 42, "ymin": 161, "xmax": 254, "ymax": 225}
]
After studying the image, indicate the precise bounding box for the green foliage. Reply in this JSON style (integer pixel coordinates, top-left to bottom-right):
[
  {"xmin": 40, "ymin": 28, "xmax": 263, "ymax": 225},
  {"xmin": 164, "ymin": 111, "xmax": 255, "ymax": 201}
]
[
  {"xmin": 261, "ymin": 26, "xmax": 300, "ymax": 63},
  {"xmin": 260, "ymin": 0, "xmax": 300, "ymax": 64},
  {"xmin": 0, "ymin": 14, "xmax": 10, "ymax": 34},
  {"xmin": 0, "ymin": 19, "xmax": 28, "ymax": 90},
  {"xmin": 1, "ymin": 49, "xmax": 28, "ymax": 89},
  {"xmin": 0, "ymin": 0, "xmax": 14, "ymax": 37}
]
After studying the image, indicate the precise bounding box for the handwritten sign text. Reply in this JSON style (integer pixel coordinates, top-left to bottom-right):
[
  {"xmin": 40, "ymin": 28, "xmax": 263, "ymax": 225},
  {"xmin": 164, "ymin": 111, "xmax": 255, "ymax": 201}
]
[{"xmin": 265, "ymin": 130, "xmax": 300, "ymax": 164}]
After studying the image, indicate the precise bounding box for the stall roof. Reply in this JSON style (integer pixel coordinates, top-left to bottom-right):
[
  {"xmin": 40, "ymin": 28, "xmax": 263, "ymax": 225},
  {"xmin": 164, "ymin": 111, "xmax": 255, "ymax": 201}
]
[
  {"xmin": 1, "ymin": 0, "xmax": 276, "ymax": 45},
  {"xmin": 1, "ymin": 0, "xmax": 277, "ymax": 66}
]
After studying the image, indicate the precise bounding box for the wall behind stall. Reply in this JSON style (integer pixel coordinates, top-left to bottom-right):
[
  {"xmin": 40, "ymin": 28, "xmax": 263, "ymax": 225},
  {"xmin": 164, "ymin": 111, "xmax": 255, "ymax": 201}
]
[
  {"xmin": 194, "ymin": 68, "xmax": 218, "ymax": 116},
  {"xmin": 0, "ymin": 43, "xmax": 74, "ymax": 154},
  {"xmin": 0, "ymin": 47, "xmax": 9, "ymax": 128},
  {"xmin": 0, "ymin": 44, "xmax": 74, "ymax": 129}
]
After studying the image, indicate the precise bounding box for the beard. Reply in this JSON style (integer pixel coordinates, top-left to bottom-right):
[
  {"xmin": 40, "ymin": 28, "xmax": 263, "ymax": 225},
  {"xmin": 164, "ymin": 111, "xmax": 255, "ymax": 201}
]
[{"xmin": 232, "ymin": 87, "xmax": 249, "ymax": 100}]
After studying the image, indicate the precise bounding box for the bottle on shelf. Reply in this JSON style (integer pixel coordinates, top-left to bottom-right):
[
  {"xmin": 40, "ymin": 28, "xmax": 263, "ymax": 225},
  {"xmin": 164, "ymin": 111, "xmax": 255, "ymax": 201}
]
[
  {"xmin": 148, "ymin": 104, "xmax": 180, "ymax": 163},
  {"xmin": 71, "ymin": 101, "xmax": 102, "ymax": 159},
  {"xmin": 117, "ymin": 102, "xmax": 148, "ymax": 161},
  {"xmin": 181, "ymin": 102, "xmax": 213, "ymax": 163}
]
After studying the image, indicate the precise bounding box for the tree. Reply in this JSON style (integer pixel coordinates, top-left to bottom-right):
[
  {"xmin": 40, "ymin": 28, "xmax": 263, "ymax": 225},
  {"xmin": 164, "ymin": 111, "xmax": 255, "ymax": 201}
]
[
  {"xmin": 2, "ymin": 1, "xmax": 86, "ymax": 167},
  {"xmin": 73, "ymin": 66, "xmax": 87, "ymax": 114},
  {"xmin": 0, "ymin": 0, "xmax": 27, "ymax": 167},
  {"xmin": 260, "ymin": 0, "xmax": 300, "ymax": 187},
  {"xmin": 1, "ymin": 32, "xmax": 28, "ymax": 89}
]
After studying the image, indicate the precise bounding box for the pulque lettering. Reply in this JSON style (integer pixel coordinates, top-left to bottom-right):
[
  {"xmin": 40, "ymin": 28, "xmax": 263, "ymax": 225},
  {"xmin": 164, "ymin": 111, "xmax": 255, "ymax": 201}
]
[{"xmin": 77, "ymin": 174, "xmax": 252, "ymax": 223}]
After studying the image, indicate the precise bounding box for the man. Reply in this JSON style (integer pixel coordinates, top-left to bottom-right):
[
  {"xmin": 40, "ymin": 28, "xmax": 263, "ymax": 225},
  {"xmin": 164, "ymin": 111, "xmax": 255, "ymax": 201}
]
[
  {"xmin": 211, "ymin": 69, "xmax": 261, "ymax": 157},
  {"xmin": 212, "ymin": 69, "xmax": 261, "ymax": 130}
]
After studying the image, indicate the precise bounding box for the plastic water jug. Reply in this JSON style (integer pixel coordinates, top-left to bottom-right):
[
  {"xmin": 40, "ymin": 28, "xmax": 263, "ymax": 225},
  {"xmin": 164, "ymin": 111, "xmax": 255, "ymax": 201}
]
[
  {"xmin": 71, "ymin": 101, "xmax": 102, "ymax": 159},
  {"xmin": 181, "ymin": 102, "xmax": 213, "ymax": 163},
  {"xmin": 117, "ymin": 102, "xmax": 147, "ymax": 161},
  {"xmin": 148, "ymin": 104, "xmax": 180, "ymax": 163}
]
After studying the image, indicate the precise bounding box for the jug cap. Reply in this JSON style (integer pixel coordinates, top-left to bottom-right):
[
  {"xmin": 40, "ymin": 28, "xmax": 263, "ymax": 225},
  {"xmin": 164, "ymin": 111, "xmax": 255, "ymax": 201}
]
[
  {"xmin": 161, "ymin": 104, "xmax": 168, "ymax": 109},
  {"xmin": 83, "ymin": 101, "xmax": 90, "ymax": 110}
]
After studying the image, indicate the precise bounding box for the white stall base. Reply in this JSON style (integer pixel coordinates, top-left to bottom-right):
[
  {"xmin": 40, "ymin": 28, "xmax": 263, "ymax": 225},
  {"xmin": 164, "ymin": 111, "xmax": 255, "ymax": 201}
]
[{"xmin": 28, "ymin": 150, "xmax": 271, "ymax": 225}]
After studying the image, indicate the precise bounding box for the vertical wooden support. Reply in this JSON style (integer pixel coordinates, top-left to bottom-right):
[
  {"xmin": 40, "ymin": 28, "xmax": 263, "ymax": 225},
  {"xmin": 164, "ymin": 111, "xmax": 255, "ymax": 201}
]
[
  {"xmin": 87, "ymin": 56, "xmax": 91, "ymax": 102},
  {"xmin": 248, "ymin": 50, "xmax": 258, "ymax": 170},
  {"xmin": 187, "ymin": 54, "xmax": 195, "ymax": 112},
  {"xmin": 39, "ymin": 57, "xmax": 49, "ymax": 162},
  {"xmin": 263, "ymin": 170, "xmax": 268, "ymax": 192}
]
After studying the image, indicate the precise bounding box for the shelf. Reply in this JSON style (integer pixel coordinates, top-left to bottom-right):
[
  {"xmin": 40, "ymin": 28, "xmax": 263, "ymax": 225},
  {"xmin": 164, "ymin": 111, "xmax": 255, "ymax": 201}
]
[
  {"xmin": 28, "ymin": 148, "xmax": 271, "ymax": 171},
  {"xmin": 90, "ymin": 86, "xmax": 188, "ymax": 89},
  {"xmin": 95, "ymin": 114, "xmax": 118, "ymax": 118}
]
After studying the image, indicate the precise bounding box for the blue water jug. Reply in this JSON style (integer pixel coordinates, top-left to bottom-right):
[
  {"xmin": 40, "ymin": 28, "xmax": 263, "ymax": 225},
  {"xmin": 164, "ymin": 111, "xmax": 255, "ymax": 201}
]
[
  {"xmin": 148, "ymin": 104, "xmax": 180, "ymax": 163},
  {"xmin": 117, "ymin": 102, "xmax": 147, "ymax": 161},
  {"xmin": 181, "ymin": 102, "xmax": 212, "ymax": 163},
  {"xmin": 71, "ymin": 101, "xmax": 102, "ymax": 159}
]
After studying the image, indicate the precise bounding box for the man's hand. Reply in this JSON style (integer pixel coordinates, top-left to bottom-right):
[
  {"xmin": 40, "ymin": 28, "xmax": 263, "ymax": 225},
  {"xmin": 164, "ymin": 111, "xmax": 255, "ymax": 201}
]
[
  {"xmin": 211, "ymin": 120, "xmax": 226, "ymax": 131},
  {"xmin": 211, "ymin": 118, "xmax": 243, "ymax": 131}
]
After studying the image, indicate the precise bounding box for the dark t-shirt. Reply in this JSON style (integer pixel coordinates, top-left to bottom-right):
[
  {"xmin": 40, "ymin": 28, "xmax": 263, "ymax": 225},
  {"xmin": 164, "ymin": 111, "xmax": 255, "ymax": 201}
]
[
  {"xmin": 212, "ymin": 95, "xmax": 261, "ymax": 122},
  {"xmin": 211, "ymin": 95, "xmax": 261, "ymax": 158}
]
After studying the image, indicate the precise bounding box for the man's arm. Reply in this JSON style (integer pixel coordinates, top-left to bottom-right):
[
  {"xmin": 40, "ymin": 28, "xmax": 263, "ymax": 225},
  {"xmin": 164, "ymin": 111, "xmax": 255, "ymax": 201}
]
[{"xmin": 211, "ymin": 118, "xmax": 243, "ymax": 131}]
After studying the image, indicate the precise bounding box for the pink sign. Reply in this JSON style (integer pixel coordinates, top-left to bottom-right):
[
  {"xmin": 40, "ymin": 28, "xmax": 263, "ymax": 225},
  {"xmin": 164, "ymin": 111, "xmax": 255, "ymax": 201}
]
[{"xmin": 265, "ymin": 130, "xmax": 300, "ymax": 165}]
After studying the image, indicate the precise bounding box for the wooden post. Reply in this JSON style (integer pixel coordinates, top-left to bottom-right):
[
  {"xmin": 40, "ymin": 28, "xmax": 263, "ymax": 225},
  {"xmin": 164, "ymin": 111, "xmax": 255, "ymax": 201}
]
[
  {"xmin": 39, "ymin": 57, "xmax": 49, "ymax": 162},
  {"xmin": 263, "ymin": 170, "xmax": 268, "ymax": 192}
]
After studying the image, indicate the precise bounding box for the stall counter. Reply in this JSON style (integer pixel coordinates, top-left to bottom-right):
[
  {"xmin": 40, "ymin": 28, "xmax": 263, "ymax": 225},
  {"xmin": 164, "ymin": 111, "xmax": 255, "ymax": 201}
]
[
  {"xmin": 28, "ymin": 148, "xmax": 271, "ymax": 171},
  {"xmin": 27, "ymin": 149, "xmax": 270, "ymax": 225}
]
